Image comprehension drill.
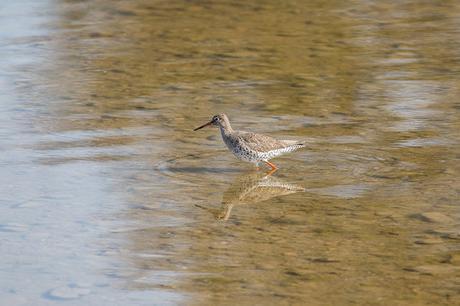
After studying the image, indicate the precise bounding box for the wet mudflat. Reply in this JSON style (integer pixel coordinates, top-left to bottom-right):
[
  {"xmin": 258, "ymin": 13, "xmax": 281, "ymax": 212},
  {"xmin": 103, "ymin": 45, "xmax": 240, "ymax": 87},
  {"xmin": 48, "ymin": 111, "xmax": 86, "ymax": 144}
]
[{"xmin": 0, "ymin": 0, "xmax": 459, "ymax": 305}]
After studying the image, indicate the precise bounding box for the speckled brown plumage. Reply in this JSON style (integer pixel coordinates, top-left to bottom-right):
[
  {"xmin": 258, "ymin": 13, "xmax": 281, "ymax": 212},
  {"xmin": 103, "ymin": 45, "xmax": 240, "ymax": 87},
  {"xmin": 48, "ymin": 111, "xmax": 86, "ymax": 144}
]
[{"xmin": 194, "ymin": 113, "xmax": 306, "ymax": 170}]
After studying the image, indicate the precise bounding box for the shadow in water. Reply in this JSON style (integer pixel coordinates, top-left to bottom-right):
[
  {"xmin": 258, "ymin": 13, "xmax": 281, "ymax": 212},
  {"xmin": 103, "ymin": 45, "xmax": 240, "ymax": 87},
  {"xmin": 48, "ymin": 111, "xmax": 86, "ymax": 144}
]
[{"xmin": 197, "ymin": 171, "xmax": 305, "ymax": 221}]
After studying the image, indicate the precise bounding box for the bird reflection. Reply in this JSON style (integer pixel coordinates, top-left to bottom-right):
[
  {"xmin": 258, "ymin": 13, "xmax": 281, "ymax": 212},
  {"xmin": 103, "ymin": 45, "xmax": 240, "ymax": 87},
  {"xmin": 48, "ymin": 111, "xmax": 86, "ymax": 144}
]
[{"xmin": 197, "ymin": 171, "xmax": 305, "ymax": 221}]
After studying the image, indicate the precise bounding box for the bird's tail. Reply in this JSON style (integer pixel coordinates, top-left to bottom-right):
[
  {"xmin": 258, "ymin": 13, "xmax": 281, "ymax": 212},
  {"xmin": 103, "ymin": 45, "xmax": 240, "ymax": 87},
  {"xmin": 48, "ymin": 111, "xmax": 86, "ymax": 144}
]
[
  {"xmin": 283, "ymin": 140, "xmax": 307, "ymax": 148},
  {"xmin": 281, "ymin": 140, "xmax": 306, "ymax": 153}
]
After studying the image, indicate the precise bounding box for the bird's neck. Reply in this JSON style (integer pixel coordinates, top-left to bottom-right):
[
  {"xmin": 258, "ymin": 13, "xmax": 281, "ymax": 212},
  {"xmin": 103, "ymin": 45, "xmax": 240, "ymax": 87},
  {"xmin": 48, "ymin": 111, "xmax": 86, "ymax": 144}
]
[
  {"xmin": 219, "ymin": 125, "xmax": 233, "ymax": 138},
  {"xmin": 219, "ymin": 122, "xmax": 233, "ymax": 134}
]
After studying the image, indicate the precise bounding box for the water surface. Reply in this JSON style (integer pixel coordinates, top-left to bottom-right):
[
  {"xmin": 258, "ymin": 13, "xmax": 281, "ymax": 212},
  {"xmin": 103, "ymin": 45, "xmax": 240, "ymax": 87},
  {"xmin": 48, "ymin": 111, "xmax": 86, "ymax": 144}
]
[{"xmin": 1, "ymin": 0, "xmax": 459, "ymax": 305}]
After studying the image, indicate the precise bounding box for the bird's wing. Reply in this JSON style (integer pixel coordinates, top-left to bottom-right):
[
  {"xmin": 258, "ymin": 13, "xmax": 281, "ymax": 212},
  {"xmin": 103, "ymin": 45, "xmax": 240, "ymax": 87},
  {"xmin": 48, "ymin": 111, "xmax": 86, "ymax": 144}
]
[{"xmin": 236, "ymin": 131, "xmax": 290, "ymax": 152}]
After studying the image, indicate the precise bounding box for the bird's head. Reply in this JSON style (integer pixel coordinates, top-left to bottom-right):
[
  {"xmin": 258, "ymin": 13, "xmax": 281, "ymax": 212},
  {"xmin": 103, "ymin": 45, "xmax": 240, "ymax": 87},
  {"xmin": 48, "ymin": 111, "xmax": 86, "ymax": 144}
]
[{"xmin": 194, "ymin": 113, "xmax": 231, "ymax": 131}]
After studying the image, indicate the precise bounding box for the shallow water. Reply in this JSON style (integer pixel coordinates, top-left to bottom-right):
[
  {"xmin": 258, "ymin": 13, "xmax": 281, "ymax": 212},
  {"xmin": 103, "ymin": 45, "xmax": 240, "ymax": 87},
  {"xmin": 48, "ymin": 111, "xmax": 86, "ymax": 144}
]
[{"xmin": 1, "ymin": 0, "xmax": 459, "ymax": 305}]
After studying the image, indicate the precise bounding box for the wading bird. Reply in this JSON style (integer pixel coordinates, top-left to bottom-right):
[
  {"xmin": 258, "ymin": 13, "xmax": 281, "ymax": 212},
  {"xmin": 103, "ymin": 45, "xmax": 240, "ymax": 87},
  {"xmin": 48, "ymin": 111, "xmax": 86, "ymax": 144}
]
[{"xmin": 194, "ymin": 113, "xmax": 305, "ymax": 172}]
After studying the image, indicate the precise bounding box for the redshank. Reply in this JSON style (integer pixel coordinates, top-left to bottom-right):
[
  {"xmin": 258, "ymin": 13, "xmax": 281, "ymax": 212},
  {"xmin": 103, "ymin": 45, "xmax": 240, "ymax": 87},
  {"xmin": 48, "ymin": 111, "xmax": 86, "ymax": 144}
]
[{"xmin": 193, "ymin": 113, "xmax": 305, "ymax": 171}]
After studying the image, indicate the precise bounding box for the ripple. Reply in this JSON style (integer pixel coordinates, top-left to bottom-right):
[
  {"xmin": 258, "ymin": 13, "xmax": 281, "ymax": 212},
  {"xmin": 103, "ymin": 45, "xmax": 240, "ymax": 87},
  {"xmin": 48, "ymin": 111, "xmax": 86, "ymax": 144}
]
[
  {"xmin": 306, "ymin": 184, "xmax": 372, "ymax": 199},
  {"xmin": 44, "ymin": 284, "xmax": 92, "ymax": 301},
  {"xmin": 396, "ymin": 138, "xmax": 452, "ymax": 147},
  {"xmin": 0, "ymin": 223, "xmax": 29, "ymax": 233}
]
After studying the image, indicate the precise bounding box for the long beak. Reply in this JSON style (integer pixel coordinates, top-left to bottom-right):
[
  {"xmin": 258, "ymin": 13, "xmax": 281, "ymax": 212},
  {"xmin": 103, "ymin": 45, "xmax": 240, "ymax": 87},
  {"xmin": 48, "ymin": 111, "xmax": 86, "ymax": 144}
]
[{"xmin": 193, "ymin": 120, "xmax": 213, "ymax": 131}]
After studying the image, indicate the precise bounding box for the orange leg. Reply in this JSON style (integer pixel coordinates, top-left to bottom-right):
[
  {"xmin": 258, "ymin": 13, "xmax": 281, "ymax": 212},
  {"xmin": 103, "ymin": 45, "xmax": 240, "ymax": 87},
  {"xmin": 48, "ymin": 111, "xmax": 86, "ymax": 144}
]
[
  {"xmin": 264, "ymin": 160, "xmax": 278, "ymax": 171},
  {"xmin": 266, "ymin": 167, "xmax": 277, "ymax": 176}
]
